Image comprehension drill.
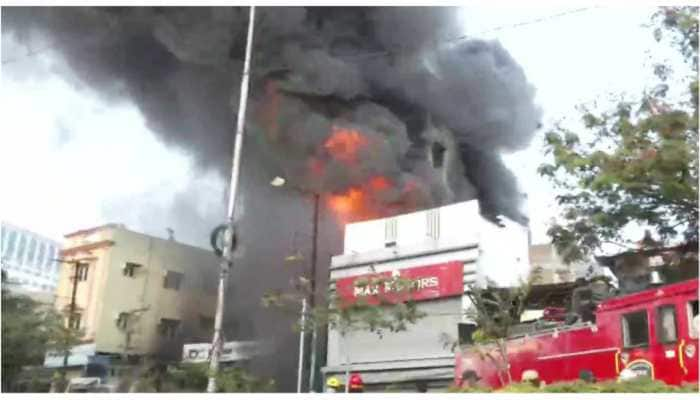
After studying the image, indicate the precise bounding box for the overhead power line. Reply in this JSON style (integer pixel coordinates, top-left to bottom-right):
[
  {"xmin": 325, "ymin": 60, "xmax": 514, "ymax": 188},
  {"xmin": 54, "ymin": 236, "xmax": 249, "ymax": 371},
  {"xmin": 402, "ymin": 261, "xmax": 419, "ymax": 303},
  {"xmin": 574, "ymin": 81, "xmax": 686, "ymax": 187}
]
[
  {"xmin": 342, "ymin": 7, "xmax": 598, "ymax": 61},
  {"xmin": 2, "ymin": 7, "xmax": 599, "ymax": 66}
]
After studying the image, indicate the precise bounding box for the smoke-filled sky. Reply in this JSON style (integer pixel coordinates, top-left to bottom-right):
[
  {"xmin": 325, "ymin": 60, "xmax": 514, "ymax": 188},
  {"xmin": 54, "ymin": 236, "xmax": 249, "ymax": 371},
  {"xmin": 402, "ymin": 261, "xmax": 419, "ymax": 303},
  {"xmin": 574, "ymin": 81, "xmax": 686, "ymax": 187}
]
[{"xmin": 0, "ymin": 5, "xmax": 671, "ymax": 247}]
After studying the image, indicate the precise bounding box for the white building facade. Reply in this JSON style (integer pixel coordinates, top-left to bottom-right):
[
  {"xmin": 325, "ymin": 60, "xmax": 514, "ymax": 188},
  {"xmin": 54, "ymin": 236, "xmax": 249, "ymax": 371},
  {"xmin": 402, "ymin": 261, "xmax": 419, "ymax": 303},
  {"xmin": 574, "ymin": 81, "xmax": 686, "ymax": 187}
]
[
  {"xmin": 1, "ymin": 221, "xmax": 61, "ymax": 295},
  {"xmin": 322, "ymin": 200, "xmax": 530, "ymax": 392}
]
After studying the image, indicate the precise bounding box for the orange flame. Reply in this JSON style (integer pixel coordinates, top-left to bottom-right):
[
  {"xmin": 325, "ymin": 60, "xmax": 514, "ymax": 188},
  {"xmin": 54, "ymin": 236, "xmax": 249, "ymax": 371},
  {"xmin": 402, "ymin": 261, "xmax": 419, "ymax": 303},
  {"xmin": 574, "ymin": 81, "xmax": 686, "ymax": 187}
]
[
  {"xmin": 327, "ymin": 176, "xmax": 395, "ymax": 223},
  {"xmin": 369, "ymin": 176, "xmax": 391, "ymax": 191},
  {"xmin": 323, "ymin": 126, "xmax": 369, "ymax": 164},
  {"xmin": 326, "ymin": 176, "xmax": 430, "ymax": 225},
  {"xmin": 328, "ymin": 188, "xmax": 366, "ymax": 215}
]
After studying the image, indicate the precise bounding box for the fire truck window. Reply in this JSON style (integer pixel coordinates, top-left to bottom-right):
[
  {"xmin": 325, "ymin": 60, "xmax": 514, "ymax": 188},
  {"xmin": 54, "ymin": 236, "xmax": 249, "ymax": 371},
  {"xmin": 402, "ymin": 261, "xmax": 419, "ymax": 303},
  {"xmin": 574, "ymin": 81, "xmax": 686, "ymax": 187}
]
[
  {"xmin": 655, "ymin": 305, "xmax": 677, "ymax": 343},
  {"xmin": 622, "ymin": 310, "xmax": 649, "ymax": 348},
  {"xmin": 689, "ymin": 300, "xmax": 699, "ymax": 339}
]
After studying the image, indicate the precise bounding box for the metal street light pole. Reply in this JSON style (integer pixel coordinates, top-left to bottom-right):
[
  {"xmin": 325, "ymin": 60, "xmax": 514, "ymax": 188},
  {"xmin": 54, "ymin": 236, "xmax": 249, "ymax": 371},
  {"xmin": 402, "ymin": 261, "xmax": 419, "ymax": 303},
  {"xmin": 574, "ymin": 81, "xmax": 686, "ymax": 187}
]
[
  {"xmin": 308, "ymin": 192, "xmax": 320, "ymax": 392},
  {"xmin": 296, "ymin": 298, "xmax": 308, "ymax": 393},
  {"xmin": 269, "ymin": 178, "xmax": 322, "ymax": 392},
  {"xmin": 206, "ymin": 5, "xmax": 256, "ymax": 394}
]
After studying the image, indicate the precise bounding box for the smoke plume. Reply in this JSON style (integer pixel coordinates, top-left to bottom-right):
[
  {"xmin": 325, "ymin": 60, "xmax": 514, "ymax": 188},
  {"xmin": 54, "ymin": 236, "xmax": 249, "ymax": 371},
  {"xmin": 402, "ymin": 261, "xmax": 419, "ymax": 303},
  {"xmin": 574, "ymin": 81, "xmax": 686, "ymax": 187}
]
[{"xmin": 2, "ymin": 6, "xmax": 541, "ymax": 390}]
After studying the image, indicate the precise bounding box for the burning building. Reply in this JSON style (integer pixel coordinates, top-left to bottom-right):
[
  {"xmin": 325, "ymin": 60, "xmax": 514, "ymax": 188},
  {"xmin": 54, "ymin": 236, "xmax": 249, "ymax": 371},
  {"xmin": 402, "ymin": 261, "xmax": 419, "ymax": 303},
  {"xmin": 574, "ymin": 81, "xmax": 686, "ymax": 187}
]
[
  {"xmin": 322, "ymin": 199, "xmax": 530, "ymax": 392},
  {"xmin": 2, "ymin": 7, "xmax": 541, "ymax": 391}
]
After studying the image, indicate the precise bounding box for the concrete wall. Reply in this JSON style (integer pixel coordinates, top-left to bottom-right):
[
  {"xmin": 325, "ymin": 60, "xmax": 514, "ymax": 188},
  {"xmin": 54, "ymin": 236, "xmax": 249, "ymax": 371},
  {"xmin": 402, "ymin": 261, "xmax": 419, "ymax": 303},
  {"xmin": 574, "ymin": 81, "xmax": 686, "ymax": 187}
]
[
  {"xmin": 326, "ymin": 297, "xmax": 462, "ymax": 366},
  {"xmin": 529, "ymin": 243, "xmax": 580, "ymax": 284},
  {"xmin": 54, "ymin": 225, "xmax": 219, "ymax": 358},
  {"xmin": 324, "ymin": 200, "xmax": 530, "ymax": 388},
  {"xmin": 335, "ymin": 200, "xmax": 529, "ymax": 288}
]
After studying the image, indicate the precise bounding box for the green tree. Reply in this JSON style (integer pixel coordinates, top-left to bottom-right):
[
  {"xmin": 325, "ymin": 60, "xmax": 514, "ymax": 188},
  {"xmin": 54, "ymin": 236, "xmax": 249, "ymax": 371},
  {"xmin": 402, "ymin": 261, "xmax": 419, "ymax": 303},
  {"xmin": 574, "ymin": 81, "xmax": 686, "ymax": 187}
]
[
  {"xmin": 261, "ymin": 273, "xmax": 427, "ymax": 392},
  {"xmin": 462, "ymin": 270, "xmax": 539, "ymax": 386},
  {"xmin": 262, "ymin": 273, "xmax": 427, "ymax": 338},
  {"xmin": 538, "ymin": 6, "xmax": 698, "ymax": 263},
  {"xmin": 1, "ymin": 276, "xmax": 82, "ymax": 391},
  {"xmin": 152, "ymin": 363, "xmax": 275, "ymax": 392}
]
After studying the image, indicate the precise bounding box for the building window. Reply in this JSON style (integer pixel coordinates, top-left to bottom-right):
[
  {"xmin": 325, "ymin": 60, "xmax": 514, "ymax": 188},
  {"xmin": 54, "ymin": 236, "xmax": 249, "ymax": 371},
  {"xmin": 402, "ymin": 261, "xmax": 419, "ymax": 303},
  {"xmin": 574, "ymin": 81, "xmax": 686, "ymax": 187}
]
[
  {"xmin": 26, "ymin": 238, "xmax": 37, "ymax": 267},
  {"xmin": 163, "ymin": 270, "xmax": 183, "ymax": 290},
  {"xmin": 0, "ymin": 226, "xmax": 6, "ymax": 254},
  {"xmin": 622, "ymin": 310, "xmax": 649, "ymax": 348},
  {"xmin": 123, "ymin": 262, "xmax": 142, "ymax": 278},
  {"xmin": 431, "ymin": 142, "xmax": 446, "ymax": 168},
  {"xmin": 426, "ymin": 209, "xmax": 440, "ymax": 240},
  {"xmin": 45, "ymin": 246, "xmax": 55, "ymax": 270},
  {"xmin": 656, "ymin": 305, "xmax": 678, "ymax": 343},
  {"xmin": 15, "ymin": 234, "xmax": 26, "ymax": 263},
  {"xmin": 116, "ymin": 312, "xmax": 129, "ymax": 330},
  {"xmin": 688, "ymin": 300, "xmax": 699, "ymax": 339},
  {"xmin": 68, "ymin": 313, "xmax": 82, "ymax": 330},
  {"xmin": 36, "ymin": 243, "xmax": 46, "ymax": 269},
  {"xmin": 75, "ymin": 262, "xmax": 89, "ymax": 281},
  {"xmin": 384, "ymin": 218, "xmax": 397, "ymax": 248},
  {"xmin": 4, "ymin": 231, "xmax": 17, "ymax": 261},
  {"xmin": 158, "ymin": 318, "xmax": 180, "ymax": 339}
]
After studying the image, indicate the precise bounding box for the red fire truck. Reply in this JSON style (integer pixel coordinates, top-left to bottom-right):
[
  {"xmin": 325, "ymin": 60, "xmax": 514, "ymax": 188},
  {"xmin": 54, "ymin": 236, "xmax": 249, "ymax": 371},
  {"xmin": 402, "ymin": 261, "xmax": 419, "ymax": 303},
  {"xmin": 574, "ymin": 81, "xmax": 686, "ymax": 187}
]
[{"xmin": 455, "ymin": 278, "xmax": 699, "ymax": 388}]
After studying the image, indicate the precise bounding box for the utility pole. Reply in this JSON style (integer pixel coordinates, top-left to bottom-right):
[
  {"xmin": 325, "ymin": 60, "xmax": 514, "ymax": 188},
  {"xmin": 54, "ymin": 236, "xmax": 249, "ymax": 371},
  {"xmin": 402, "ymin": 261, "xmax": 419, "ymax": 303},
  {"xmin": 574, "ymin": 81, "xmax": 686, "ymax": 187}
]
[
  {"xmin": 268, "ymin": 179, "xmax": 323, "ymax": 392},
  {"xmin": 296, "ymin": 298, "xmax": 308, "ymax": 393},
  {"xmin": 206, "ymin": 5, "xmax": 256, "ymax": 393},
  {"xmin": 65, "ymin": 263, "xmax": 79, "ymax": 368},
  {"xmin": 57, "ymin": 259, "xmax": 82, "ymax": 368},
  {"xmin": 49, "ymin": 258, "xmax": 82, "ymax": 393},
  {"xmin": 343, "ymin": 332, "xmax": 351, "ymax": 393},
  {"xmin": 307, "ymin": 193, "xmax": 320, "ymax": 392}
]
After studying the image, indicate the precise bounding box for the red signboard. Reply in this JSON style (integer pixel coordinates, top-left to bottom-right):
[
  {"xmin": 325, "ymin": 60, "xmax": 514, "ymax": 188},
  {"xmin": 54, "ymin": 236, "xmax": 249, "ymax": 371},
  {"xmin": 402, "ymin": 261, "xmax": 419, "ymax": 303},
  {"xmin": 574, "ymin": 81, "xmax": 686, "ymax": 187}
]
[{"xmin": 335, "ymin": 261, "xmax": 464, "ymax": 305}]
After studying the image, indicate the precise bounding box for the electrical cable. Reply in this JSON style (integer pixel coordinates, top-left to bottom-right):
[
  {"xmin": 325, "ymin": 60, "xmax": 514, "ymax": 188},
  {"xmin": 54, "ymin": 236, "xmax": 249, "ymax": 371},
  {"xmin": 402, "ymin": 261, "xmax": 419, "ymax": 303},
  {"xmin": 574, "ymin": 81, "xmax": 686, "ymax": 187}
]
[{"xmin": 2, "ymin": 7, "xmax": 598, "ymax": 66}]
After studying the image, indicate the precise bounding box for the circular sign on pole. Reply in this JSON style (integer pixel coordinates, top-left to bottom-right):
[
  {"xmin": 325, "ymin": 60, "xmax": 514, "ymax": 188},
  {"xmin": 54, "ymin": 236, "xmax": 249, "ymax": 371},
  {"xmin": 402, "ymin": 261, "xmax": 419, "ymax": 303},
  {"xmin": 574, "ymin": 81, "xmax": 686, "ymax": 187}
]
[{"xmin": 210, "ymin": 224, "xmax": 237, "ymax": 257}]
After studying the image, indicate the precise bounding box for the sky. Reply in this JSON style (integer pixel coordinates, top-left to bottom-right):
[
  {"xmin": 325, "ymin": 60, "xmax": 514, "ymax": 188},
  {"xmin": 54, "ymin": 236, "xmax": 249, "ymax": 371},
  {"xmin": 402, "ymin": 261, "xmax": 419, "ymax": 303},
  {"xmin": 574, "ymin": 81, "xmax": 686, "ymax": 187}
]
[
  {"xmin": 460, "ymin": 5, "xmax": 686, "ymax": 245},
  {"xmin": 0, "ymin": 5, "xmax": 682, "ymax": 247}
]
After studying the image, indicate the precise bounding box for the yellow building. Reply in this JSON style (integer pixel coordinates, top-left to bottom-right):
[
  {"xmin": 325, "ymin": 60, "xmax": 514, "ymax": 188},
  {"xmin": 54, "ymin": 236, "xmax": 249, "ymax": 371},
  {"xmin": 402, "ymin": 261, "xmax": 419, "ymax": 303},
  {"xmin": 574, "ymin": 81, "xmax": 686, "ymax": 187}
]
[{"xmin": 51, "ymin": 223, "xmax": 220, "ymax": 363}]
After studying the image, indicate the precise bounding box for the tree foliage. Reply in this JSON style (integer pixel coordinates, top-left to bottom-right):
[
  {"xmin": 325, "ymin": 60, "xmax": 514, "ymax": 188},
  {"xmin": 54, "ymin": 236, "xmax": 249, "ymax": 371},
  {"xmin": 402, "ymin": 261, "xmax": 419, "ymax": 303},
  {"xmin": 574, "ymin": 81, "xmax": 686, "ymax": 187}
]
[
  {"xmin": 462, "ymin": 271, "xmax": 538, "ymax": 386},
  {"xmin": 539, "ymin": 6, "xmax": 699, "ymax": 263},
  {"xmin": 1, "ymin": 277, "xmax": 82, "ymax": 391},
  {"xmin": 262, "ymin": 274, "xmax": 427, "ymax": 337},
  {"xmin": 153, "ymin": 363, "xmax": 275, "ymax": 392}
]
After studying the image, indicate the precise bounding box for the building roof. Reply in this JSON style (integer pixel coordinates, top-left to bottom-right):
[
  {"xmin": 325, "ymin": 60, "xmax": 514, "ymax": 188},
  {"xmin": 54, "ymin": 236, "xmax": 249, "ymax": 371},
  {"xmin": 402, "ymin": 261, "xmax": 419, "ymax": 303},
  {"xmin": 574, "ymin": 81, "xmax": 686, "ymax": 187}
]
[
  {"xmin": 1, "ymin": 220, "xmax": 63, "ymax": 244},
  {"xmin": 64, "ymin": 223, "xmax": 125, "ymax": 238},
  {"xmin": 60, "ymin": 240, "xmax": 115, "ymax": 257},
  {"xmin": 595, "ymin": 241, "xmax": 698, "ymax": 268},
  {"xmin": 63, "ymin": 223, "xmax": 212, "ymax": 253}
]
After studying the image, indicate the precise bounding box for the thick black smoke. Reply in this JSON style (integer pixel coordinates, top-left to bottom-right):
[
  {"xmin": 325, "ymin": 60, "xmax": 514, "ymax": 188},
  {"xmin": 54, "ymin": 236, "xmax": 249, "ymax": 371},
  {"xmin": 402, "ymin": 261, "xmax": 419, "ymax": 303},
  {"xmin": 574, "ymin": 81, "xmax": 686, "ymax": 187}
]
[
  {"xmin": 2, "ymin": 6, "xmax": 541, "ymax": 390},
  {"xmin": 2, "ymin": 6, "xmax": 540, "ymax": 223}
]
